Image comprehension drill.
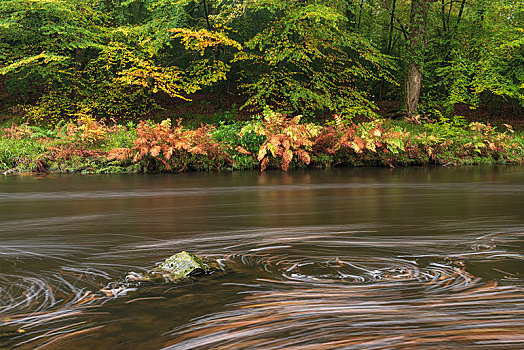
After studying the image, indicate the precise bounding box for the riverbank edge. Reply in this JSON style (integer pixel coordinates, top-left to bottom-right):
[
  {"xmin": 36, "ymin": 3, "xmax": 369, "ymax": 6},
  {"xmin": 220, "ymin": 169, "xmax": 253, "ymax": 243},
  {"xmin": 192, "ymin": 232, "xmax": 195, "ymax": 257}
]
[{"xmin": 1, "ymin": 116, "xmax": 523, "ymax": 175}]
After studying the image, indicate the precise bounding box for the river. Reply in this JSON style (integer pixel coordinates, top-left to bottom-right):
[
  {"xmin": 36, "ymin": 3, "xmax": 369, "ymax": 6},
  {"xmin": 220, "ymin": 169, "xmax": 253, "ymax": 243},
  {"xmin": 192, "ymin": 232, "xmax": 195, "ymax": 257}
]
[{"xmin": 1, "ymin": 167, "xmax": 523, "ymax": 349}]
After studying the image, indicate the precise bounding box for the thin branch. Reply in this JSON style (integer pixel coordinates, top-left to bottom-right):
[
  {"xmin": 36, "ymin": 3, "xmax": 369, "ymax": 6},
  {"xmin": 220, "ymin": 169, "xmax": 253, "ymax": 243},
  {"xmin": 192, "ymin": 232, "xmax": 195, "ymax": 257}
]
[
  {"xmin": 455, "ymin": 0, "xmax": 467, "ymax": 30},
  {"xmin": 393, "ymin": 17, "xmax": 409, "ymax": 42},
  {"xmin": 387, "ymin": 0, "xmax": 397, "ymax": 54}
]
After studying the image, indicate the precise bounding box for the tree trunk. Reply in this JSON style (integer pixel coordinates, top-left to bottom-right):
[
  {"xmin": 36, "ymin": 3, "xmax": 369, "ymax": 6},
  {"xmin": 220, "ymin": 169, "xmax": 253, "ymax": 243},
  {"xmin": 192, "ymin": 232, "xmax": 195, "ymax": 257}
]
[
  {"xmin": 441, "ymin": 0, "xmax": 447, "ymax": 32},
  {"xmin": 447, "ymin": 0, "xmax": 454, "ymax": 29},
  {"xmin": 357, "ymin": 0, "xmax": 364, "ymax": 29},
  {"xmin": 75, "ymin": 48, "xmax": 84, "ymax": 70},
  {"xmin": 406, "ymin": 63, "xmax": 423, "ymax": 115},
  {"xmin": 202, "ymin": 0, "xmax": 212, "ymax": 30},
  {"xmin": 455, "ymin": 0, "xmax": 467, "ymax": 29},
  {"xmin": 387, "ymin": 0, "xmax": 397, "ymax": 54},
  {"xmin": 406, "ymin": 0, "xmax": 430, "ymax": 116}
]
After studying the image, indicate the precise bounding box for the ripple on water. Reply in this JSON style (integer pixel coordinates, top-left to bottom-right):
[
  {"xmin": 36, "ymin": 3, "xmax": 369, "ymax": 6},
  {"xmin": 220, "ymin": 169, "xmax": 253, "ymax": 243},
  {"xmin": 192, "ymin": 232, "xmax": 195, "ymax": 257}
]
[{"xmin": 0, "ymin": 227, "xmax": 522, "ymax": 349}]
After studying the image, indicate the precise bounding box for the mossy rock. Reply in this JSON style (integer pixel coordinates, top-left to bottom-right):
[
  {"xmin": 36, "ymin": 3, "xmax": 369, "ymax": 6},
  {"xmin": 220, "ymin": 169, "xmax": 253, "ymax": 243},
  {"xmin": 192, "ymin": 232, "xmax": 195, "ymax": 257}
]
[
  {"xmin": 153, "ymin": 251, "xmax": 209, "ymax": 277},
  {"xmin": 127, "ymin": 251, "xmax": 216, "ymax": 283}
]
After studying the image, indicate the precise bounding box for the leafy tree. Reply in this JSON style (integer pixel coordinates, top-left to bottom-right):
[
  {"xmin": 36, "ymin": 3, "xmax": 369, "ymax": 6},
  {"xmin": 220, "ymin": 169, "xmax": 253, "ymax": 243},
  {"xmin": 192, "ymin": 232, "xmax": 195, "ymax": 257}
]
[
  {"xmin": 0, "ymin": 0, "xmax": 240, "ymax": 123},
  {"xmin": 384, "ymin": 0, "xmax": 524, "ymax": 116},
  {"xmin": 0, "ymin": 0, "xmax": 105, "ymax": 102},
  {"xmin": 233, "ymin": 0, "xmax": 395, "ymax": 119},
  {"xmin": 419, "ymin": 0, "xmax": 523, "ymax": 116},
  {"xmin": 1, "ymin": 0, "xmax": 522, "ymax": 123},
  {"xmin": 405, "ymin": 0, "xmax": 431, "ymax": 116}
]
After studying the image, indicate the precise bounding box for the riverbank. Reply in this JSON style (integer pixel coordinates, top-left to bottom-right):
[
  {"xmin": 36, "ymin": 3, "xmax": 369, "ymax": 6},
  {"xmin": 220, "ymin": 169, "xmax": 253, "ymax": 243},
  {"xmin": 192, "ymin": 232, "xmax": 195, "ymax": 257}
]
[{"xmin": 1, "ymin": 111, "xmax": 523, "ymax": 174}]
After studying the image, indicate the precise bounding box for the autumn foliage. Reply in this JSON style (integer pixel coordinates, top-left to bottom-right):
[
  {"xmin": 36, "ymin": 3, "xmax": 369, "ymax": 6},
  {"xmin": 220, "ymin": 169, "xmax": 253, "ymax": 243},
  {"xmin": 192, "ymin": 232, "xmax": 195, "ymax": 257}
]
[
  {"xmin": 313, "ymin": 120, "xmax": 408, "ymax": 165},
  {"xmin": 108, "ymin": 119, "xmax": 231, "ymax": 171},
  {"xmin": 248, "ymin": 110, "xmax": 321, "ymax": 171},
  {"xmin": 2, "ymin": 109, "xmax": 522, "ymax": 174},
  {"xmin": 0, "ymin": 117, "xmax": 117, "ymax": 172}
]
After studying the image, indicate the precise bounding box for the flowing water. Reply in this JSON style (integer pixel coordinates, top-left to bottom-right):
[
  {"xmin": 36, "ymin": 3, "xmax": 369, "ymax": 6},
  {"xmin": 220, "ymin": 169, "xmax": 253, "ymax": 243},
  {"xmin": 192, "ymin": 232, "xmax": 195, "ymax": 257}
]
[{"xmin": 0, "ymin": 167, "xmax": 523, "ymax": 349}]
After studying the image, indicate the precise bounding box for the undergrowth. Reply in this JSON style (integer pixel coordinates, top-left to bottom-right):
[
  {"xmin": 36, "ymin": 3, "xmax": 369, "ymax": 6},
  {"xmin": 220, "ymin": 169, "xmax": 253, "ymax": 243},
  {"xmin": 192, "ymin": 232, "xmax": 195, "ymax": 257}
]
[{"xmin": 0, "ymin": 110, "xmax": 522, "ymax": 174}]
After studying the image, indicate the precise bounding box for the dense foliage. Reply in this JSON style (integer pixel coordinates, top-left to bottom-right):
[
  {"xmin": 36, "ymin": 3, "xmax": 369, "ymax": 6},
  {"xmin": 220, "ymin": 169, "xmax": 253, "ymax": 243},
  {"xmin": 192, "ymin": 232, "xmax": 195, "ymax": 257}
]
[
  {"xmin": 2, "ymin": 0, "xmax": 522, "ymax": 122},
  {"xmin": 0, "ymin": 0, "xmax": 238, "ymax": 122},
  {"xmin": 1, "ymin": 111, "xmax": 522, "ymax": 174}
]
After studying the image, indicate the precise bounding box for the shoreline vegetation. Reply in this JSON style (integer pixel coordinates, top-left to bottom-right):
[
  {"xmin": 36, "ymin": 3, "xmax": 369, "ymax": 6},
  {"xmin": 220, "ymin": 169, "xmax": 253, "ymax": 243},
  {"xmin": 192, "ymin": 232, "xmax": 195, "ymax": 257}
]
[
  {"xmin": 1, "ymin": 109, "xmax": 523, "ymax": 175},
  {"xmin": 1, "ymin": 1, "xmax": 523, "ymax": 175}
]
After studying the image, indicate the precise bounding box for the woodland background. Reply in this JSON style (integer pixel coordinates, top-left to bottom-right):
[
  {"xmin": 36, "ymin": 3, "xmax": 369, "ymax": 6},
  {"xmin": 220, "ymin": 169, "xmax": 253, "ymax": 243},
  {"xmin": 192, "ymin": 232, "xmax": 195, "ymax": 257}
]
[
  {"xmin": 0, "ymin": 0, "xmax": 522, "ymax": 125},
  {"xmin": 0, "ymin": 1, "xmax": 523, "ymax": 173}
]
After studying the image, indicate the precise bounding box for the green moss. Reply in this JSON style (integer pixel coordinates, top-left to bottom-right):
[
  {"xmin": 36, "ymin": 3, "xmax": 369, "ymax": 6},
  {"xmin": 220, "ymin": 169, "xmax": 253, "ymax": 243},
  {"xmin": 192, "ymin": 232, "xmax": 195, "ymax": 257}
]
[
  {"xmin": 126, "ymin": 251, "xmax": 214, "ymax": 283},
  {"xmin": 153, "ymin": 251, "xmax": 209, "ymax": 278}
]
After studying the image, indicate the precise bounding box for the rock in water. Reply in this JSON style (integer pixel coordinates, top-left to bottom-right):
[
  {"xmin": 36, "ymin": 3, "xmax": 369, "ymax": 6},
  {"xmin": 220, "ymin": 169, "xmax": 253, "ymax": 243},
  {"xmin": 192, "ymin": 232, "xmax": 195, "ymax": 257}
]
[
  {"xmin": 126, "ymin": 251, "xmax": 214, "ymax": 283},
  {"xmin": 153, "ymin": 251, "xmax": 208, "ymax": 278}
]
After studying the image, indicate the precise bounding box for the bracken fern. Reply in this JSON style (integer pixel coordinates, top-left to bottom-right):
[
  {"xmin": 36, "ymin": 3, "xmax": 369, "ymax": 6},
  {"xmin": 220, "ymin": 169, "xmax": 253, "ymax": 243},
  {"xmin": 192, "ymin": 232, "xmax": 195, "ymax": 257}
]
[{"xmin": 250, "ymin": 109, "xmax": 321, "ymax": 171}]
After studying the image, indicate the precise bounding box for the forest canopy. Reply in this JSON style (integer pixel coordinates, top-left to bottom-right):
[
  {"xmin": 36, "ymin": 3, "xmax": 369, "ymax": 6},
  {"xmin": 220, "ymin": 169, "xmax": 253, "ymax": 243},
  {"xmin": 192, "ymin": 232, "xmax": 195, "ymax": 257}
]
[{"xmin": 1, "ymin": 0, "xmax": 523, "ymax": 123}]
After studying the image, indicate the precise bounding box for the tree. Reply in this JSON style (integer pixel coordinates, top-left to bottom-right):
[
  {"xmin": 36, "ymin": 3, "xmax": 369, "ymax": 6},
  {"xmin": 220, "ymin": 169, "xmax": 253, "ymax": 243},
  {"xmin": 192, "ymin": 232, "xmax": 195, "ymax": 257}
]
[
  {"xmin": 423, "ymin": 0, "xmax": 524, "ymax": 116},
  {"xmin": 233, "ymin": 0, "xmax": 394, "ymax": 119},
  {"xmin": 0, "ymin": 0, "xmax": 105, "ymax": 102},
  {"xmin": 1, "ymin": 0, "xmax": 522, "ymax": 122},
  {"xmin": 0, "ymin": 0, "xmax": 241, "ymax": 122},
  {"xmin": 406, "ymin": 0, "xmax": 432, "ymax": 116}
]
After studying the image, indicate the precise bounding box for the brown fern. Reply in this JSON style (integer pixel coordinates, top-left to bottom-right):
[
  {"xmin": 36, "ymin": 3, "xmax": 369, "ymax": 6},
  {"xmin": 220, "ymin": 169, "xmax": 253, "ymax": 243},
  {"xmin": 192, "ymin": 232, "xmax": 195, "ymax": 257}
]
[
  {"xmin": 111, "ymin": 119, "xmax": 231, "ymax": 171},
  {"xmin": 107, "ymin": 148, "xmax": 133, "ymax": 161},
  {"xmin": 255, "ymin": 111, "xmax": 320, "ymax": 171},
  {"xmin": 45, "ymin": 146, "xmax": 107, "ymax": 162},
  {"xmin": 1, "ymin": 124, "xmax": 33, "ymax": 139}
]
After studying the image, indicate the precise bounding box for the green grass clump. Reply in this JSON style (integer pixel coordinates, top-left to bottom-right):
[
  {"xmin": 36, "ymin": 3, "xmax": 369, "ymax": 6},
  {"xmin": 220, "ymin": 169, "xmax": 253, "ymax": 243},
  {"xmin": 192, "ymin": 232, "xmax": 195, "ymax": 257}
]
[{"xmin": 0, "ymin": 137, "xmax": 46, "ymax": 171}]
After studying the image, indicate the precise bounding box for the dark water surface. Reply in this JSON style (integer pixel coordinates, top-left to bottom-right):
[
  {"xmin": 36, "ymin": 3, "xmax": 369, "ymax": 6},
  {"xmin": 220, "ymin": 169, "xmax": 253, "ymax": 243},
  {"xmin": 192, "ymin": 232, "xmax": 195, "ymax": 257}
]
[{"xmin": 1, "ymin": 167, "xmax": 523, "ymax": 349}]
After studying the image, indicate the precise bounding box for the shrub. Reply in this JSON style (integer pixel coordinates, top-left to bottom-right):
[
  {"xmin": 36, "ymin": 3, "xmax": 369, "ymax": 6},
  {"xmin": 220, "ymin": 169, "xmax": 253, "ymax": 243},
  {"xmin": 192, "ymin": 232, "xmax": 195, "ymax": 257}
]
[
  {"xmin": 313, "ymin": 119, "xmax": 408, "ymax": 166},
  {"xmin": 407, "ymin": 119, "xmax": 522, "ymax": 165},
  {"xmin": 212, "ymin": 121, "xmax": 264, "ymax": 170},
  {"xmin": 243, "ymin": 109, "xmax": 321, "ymax": 171},
  {"xmin": 108, "ymin": 119, "xmax": 231, "ymax": 171}
]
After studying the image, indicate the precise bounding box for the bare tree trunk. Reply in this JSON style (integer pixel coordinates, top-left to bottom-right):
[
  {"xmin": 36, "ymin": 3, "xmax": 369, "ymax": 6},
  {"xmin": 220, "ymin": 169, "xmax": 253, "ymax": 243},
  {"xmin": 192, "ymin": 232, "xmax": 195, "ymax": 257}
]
[
  {"xmin": 447, "ymin": 0, "xmax": 454, "ymax": 29},
  {"xmin": 406, "ymin": 0, "xmax": 430, "ymax": 116},
  {"xmin": 406, "ymin": 63, "xmax": 423, "ymax": 115},
  {"xmin": 441, "ymin": 0, "xmax": 447, "ymax": 32},
  {"xmin": 357, "ymin": 0, "xmax": 364, "ymax": 29},
  {"xmin": 202, "ymin": 0, "xmax": 212, "ymax": 30},
  {"xmin": 387, "ymin": 0, "xmax": 397, "ymax": 54},
  {"xmin": 455, "ymin": 0, "xmax": 467, "ymax": 28}
]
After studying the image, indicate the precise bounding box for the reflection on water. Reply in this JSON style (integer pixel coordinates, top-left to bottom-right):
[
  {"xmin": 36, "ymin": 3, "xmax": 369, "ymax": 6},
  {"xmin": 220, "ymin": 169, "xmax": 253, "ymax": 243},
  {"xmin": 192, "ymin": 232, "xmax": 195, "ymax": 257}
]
[{"xmin": 1, "ymin": 167, "xmax": 523, "ymax": 349}]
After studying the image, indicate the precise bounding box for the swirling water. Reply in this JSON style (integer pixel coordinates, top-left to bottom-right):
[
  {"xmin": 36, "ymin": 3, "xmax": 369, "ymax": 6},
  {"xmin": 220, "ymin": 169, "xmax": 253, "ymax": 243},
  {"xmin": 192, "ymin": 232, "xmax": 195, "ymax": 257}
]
[{"xmin": 0, "ymin": 167, "xmax": 523, "ymax": 349}]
